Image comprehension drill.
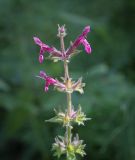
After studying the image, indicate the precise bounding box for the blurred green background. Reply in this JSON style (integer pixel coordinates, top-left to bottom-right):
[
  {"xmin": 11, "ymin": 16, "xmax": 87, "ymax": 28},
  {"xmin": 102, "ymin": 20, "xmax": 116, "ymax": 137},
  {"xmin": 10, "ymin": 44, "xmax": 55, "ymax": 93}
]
[{"xmin": 0, "ymin": 0, "xmax": 135, "ymax": 160}]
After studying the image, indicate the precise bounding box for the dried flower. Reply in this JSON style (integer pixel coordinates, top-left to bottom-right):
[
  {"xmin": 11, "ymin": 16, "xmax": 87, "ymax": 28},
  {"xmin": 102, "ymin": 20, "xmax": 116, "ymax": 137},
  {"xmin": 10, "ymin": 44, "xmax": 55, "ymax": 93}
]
[
  {"xmin": 46, "ymin": 105, "xmax": 91, "ymax": 127},
  {"xmin": 52, "ymin": 134, "xmax": 86, "ymax": 159},
  {"xmin": 52, "ymin": 136, "xmax": 66, "ymax": 158},
  {"xmin": 71, "ymin": 134, "xmax": 86, "ymax": 157},
  {"xmin": 55, "ymin": 77, "xmax": 85, "ymax": 94}
]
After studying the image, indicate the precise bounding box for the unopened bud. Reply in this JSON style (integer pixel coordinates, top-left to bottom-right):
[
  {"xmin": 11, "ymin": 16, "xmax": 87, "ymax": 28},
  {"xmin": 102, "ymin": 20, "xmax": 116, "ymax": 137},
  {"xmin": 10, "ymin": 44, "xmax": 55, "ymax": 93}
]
[{"xmin": 57, "ymin": 24, "xmax": 67, "ymax": 37}]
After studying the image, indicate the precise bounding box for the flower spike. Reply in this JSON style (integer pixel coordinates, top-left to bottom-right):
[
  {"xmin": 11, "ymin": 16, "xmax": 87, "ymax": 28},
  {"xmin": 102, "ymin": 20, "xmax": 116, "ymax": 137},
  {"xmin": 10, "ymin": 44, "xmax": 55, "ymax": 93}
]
[{"xmin": 34, "ymin": 25, "xmax": 92, "ymax": 160}]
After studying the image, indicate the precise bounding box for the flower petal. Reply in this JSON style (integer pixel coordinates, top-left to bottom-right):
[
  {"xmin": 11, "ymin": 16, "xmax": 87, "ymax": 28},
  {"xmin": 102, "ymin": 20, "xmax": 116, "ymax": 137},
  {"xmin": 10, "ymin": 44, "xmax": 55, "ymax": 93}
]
[
  {"xmin": 45, "ymin": 86, "xmax": 49, "ymax": 92},
  {"xmin": 39, "ymin": 71, "xmax": 47, "ymax": 79},
  {"xmin": 81, "ymin": 39, "xmax": 91, "ymax": 54},
  {"xmin": 46, "ymin": 77, "xmax": 57, "ymax": 84},
  {"xmin": 39, "ymin": 54, "xmax": 44, "ymax": 63},
  {"xmin": 82, "ymin": 26, "xmax": 90, "ymax": 36},
  {"xmin": 33, "ymin": 37, "xmax": 42, "ymax": 46}
]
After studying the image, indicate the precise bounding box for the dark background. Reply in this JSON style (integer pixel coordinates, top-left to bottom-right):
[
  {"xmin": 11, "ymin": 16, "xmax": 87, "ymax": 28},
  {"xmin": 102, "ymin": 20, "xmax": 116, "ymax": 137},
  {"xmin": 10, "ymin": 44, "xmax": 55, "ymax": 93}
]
[{"xmin": 0, "ymin": 0, "xmax": 135, "ymax": 160}]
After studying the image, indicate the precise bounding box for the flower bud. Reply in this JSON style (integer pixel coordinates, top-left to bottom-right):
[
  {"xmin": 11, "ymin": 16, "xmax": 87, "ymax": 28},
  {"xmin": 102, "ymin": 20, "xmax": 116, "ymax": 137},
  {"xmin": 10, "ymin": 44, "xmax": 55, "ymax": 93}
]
[
  {"xmin": 39, "ymin": 54, "xmax": 44, "ymax": 63},
  {"xmin": 57, "ymin": 24, "xmax": 67, "ymax": 37}
]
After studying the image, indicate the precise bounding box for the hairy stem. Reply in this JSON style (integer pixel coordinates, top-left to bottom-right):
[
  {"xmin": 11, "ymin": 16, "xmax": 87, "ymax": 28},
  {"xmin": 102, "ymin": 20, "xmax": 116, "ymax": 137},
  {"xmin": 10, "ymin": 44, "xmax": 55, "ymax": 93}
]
[
  {"xmin": 60, "ymin": 34, "xmax": 72, "ymax": 145},
  {"xmin": 67, "ymin": 91, "xmax": 72, "ymax": 144},
  {"xmin": 64, "ymin": 60, "xmax": 69, "ymax": 80}
]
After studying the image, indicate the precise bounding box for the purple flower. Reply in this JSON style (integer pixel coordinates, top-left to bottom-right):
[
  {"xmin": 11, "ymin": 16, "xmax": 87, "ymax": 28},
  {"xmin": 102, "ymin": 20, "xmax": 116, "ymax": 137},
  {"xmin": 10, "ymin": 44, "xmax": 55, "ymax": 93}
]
[
  {"xmin": 38, "ymin": 71, "xmax": 65, "ymax": 92},
  {"xmin": 39, "ymin": 54, "xmax": 44, "ymax": 64},
  {"xmin": 38, "ymin": 71, "xmax": 57, "ymax": 92},
  {"xmin": 82, "ymin": 26, "xmax": 90, "ymax": 36},
  {"xmin": 81, "ymin": 38, "xmax": 91, "ymax": 53},
  {"xmin": 66, "ymin": 26, "xmax": 92, "ymax": 57},
  {"xmin": 33, "ymin": 37, "xmax": 54, "ymax": 63}
]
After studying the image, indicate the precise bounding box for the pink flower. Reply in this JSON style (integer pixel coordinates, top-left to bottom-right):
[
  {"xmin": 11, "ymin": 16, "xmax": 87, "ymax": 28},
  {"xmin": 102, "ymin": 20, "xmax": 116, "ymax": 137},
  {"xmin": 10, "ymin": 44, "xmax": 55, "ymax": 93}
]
[
  {"xmin": 38, "ymin": 71, "xmax": 66, "ymax": 92},
  {"xmin": 66, "ymin": 26, "xmax": 91, "ymax": 56},
  {"xmin": 33, "ymin": 37, "xmax": 53, "ymax": 63},
  {"xmin": 34, "ymin": 37, "xmax": 62, "ymax": 63},
  {"xmin": 82, "ymin": 26, "xmax": 90, "ymax": 36},
  {"xmin": 38, "ymin": 71, "xmax": 57, "ymax": 92},
  {"xmin": 81, "ymin": 38, "xmax": 91, "ymax": 53},
  {"xmin": 39, "ymin": 55, "xmax": 44, "ymax": 63}
]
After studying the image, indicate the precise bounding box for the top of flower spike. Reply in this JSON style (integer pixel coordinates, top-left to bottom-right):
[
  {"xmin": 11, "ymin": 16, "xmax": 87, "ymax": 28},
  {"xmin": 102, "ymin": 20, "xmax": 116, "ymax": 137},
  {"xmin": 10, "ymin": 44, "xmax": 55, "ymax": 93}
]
[
  {"xmin": 57, "ymin": 24, "xmax": 67, "ymax": 37},
  {"xmin": 33, "ymin": 25, "xmax": 92, "ymax": 63},
  {"xmin": 66, "ymin": 25, "xmax": 91, "ymax": 56}
]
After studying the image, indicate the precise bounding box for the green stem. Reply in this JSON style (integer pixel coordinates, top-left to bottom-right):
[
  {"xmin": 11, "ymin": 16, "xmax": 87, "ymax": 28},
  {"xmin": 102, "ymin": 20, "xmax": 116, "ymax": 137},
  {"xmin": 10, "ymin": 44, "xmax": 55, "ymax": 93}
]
[
  {"xmin": 60, "ymin": 34, "xmax": 72, "ymax": 145},
  {"xmin": 64, "ymin": 60, "xmax": 69, "ymax": 80},
  {"xmin": 67, "ymin": 92, "xmax": 72, "ymax": 144},
  {"xmin": 67, "ymin": 91, "xmax": 72, "ymax": 116}
]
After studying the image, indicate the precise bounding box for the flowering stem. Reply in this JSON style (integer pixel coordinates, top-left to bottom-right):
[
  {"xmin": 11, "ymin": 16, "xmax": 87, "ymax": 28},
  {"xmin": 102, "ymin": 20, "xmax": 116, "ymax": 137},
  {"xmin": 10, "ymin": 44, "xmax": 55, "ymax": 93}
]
[
  {"xmin": 35, "ymin": 25, "xmax": 92, "ymax": 159},
  {"xmin": 34, "ymin": 25, "xmax": 92, "ymax": 159},
  {"xmin": 60, "ymin": 34, "xmax": 72, "ymax": 146}
]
